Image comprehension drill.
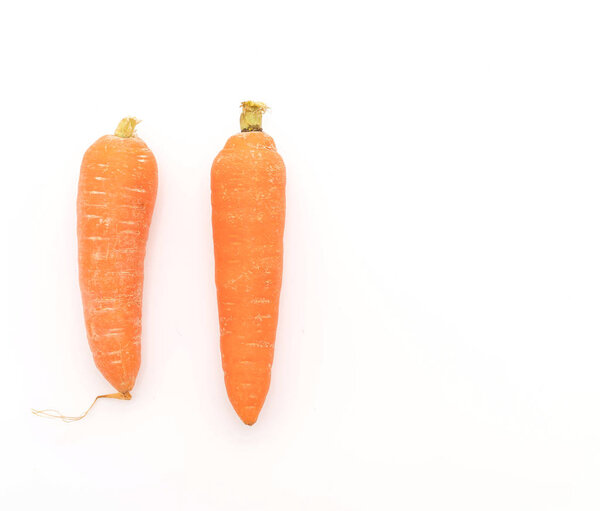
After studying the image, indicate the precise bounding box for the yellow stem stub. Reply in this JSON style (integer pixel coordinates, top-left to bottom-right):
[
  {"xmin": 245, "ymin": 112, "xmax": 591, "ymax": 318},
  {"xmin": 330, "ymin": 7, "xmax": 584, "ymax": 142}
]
[
  {"xmin": 114, "ymin": 117, "xmax": 140, "ymax": 138},
  {"xmin": 31, "ymin": 391, "xmax": 132, "ymax": 423},
  {"xmin": 240, "ymin": 101, "xmax": 269, "ymax": 132}
]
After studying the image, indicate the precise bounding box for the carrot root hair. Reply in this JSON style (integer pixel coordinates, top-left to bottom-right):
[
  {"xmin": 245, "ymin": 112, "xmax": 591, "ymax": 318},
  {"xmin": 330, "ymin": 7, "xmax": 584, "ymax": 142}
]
[{"xmin": 31, "ymin": 391, "xmax": 132, "ymax": 423}]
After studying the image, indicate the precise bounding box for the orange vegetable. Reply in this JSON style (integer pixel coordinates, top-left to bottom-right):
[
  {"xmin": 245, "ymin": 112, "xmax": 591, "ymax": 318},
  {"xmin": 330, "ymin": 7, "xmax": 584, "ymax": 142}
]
[
  {"xmin": 211, "ymin": 101, "xmax": 286, "ymax": 425},
  {"xmin": 77, "ymin": 117, "xmax": 158, "ymax": 396}
]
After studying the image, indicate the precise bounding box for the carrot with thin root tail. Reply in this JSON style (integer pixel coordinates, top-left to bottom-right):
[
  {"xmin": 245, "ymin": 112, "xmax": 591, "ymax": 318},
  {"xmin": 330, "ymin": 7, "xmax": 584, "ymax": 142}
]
[
  {"xmin": 32, "ymin": 117, "xmax": 157, "ymax": 420},
  {"xmin": 211, "ymin": 101, "xmax": 286, "ymax": 425}
]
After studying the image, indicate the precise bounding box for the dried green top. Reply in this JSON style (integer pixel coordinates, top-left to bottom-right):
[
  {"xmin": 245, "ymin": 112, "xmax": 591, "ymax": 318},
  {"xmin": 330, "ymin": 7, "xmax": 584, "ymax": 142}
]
[
  {"xmin": 114, "ymin": 117, "xmax": 141, "ymax": 138},
  {"xmin": 240, "ymin": 101, "xmax": 269, "ymax": 132}
]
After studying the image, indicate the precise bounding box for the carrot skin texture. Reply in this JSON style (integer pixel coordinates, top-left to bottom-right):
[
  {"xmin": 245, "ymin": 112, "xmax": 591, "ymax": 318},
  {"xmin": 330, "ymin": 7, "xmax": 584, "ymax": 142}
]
[
  {"xmin": 211, "ymin": 131, "xmax": 286, "ymax": 425},
  {"xmin": 77, "ymin": 134, "xmax": 157, "ymax": 394}
]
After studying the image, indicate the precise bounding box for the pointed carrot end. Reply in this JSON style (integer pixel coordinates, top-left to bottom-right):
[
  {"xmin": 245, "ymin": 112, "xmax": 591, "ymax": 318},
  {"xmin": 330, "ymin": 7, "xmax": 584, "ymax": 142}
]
[{"xmin": 237, "ymin": 406, "xmax": 261, "ymax": 426}]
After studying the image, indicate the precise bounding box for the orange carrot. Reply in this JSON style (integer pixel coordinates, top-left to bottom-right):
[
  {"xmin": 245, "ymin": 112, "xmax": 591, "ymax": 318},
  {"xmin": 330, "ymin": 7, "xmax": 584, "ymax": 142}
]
[
  {"xmin": 77, "ymin": 117, "xmax": 158, "ymax": 395},
  {"xmin": 211, "ymin": 101, "xmax": 286, "ymax": 425}
]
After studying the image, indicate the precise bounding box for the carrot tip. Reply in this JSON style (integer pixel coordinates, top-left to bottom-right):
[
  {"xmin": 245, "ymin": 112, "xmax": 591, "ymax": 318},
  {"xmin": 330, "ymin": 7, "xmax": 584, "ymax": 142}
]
[{"xmin": 238, "ymin": 410, "xmax": 260, "ymax": 426}]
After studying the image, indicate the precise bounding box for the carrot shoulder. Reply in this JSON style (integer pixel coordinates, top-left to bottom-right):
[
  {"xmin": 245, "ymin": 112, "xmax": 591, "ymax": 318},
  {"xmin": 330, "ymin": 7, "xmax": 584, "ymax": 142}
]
[
  {"xmin": 211, "ymin": 102, "xmax": 286, "ymax": 425},
  {"xmin": 77, "ymin": 117, "xmax": 158, "ymax": 394}
]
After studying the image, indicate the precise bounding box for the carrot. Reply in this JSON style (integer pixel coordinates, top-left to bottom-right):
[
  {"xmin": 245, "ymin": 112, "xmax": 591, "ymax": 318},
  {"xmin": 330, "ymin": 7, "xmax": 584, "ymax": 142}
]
[
  {"xmin": 211, "ymin": 101, "xmax": 286, "ymax": 425},
  {"xmin": 33, "ymin": 118, "xmax": 157, "ymax": 421},
  {"xmin": 77, "ymin": 117, "xmax": 158, "ymax": 396}
]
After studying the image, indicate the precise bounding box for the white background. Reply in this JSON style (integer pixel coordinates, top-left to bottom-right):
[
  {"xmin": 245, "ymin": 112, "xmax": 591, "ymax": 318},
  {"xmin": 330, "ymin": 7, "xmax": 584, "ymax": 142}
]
[{"xmin": 1, "ymin": 1, "xmax": 599, "ymax": 509}]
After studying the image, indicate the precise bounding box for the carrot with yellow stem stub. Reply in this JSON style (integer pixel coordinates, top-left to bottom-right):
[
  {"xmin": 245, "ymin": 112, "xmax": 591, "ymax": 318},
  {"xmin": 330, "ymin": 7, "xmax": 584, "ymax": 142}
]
[
  {"xmin": 33, "ymin": 117, "xmax": 158, "ymax": 421},
  {"xmin": 77, "ymin": 117, "xmax": 157, "ymax": 394},
  {"xmin": 211, "ymin": 101, "xmax": 286, "ymax": 425}
]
